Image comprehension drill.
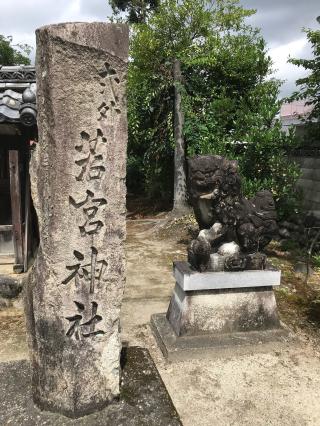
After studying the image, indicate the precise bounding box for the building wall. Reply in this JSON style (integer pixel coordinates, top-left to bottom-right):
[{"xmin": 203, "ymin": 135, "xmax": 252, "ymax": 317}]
[{"xmin": 294, "ymin": 156, "xmax": 320, "ymax": 219}]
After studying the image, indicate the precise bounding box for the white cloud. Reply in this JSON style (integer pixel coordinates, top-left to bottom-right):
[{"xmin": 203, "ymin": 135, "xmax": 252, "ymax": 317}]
[
  {"xmin": 269, "ymin": 37, "xmax": 312, "ymax": 97},
  {"xmin": 0, "ymin": 0, "xmax": 113, "ymax": 62},
  {"xmin": 0, "ymin": 0, "xmax": 318, "ymax": 98}
]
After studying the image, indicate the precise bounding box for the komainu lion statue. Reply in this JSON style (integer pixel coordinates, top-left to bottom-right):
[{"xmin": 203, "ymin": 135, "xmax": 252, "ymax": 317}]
[{"xmin": 187, "ymin": 155, "xmax": 278, "ymax": 272}]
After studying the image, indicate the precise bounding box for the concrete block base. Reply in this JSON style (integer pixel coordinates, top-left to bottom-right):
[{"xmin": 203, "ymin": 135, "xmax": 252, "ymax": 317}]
[
  {"xmin": 151, "ymin": 313, "xmax": 294, "ymax": 361},
  {"xmin": 151, "ymin": 262, "xmax": 293, "ymax": 361},
  {"xmin": 167, "ymin": 284, "xmax": 281, "ymax": 336},
  {"xmin": 173, "ymin": 261, "xmax": 281, "ymax": 291}
]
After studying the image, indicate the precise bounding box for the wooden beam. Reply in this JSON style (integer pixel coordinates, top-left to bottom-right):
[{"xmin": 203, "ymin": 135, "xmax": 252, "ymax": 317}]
[
  {"xmin": 23, "ymin": 158, "xmax": 30, "ymax": 272},
  {"xmin": 0, "ymin": 225, "xmax": 13, "ymax": 232},
  {"xmin": 0, "ymin": 225, "xmax": 13, "ymax": 231},
  {"xmin": 9, "ymin": 150, "xmax": 24, "ymax": 270}
]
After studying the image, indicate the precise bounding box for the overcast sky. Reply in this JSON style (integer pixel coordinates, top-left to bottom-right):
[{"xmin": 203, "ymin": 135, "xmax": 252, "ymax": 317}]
[{"xmin": 0, "ymin": 0, "xmax": 319, "ymax": 97}]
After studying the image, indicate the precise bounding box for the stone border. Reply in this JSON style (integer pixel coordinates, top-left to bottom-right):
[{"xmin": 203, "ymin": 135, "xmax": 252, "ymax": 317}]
[
  {"xmin": 151, "ymin": 313, "xmax": 295, "ymax": 362},
  {"xmin": 174, "ymin": 261, "xmax": 281, "ymax": 291},
  {"xmin": 0, "ymin": 347, "xmax": 182, "ymax": 425}
]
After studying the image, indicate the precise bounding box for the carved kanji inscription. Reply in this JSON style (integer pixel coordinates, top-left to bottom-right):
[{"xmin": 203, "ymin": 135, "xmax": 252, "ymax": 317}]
[
  {"xmin": 66, "ymin": 301, "xmax": 105, "ymax": 340},
  {"xmin": 62, "ymin": 247, "xmax": 108, "ymax": 294},
  {"xmin": 75, "ymin": 129, "xmax": 107, "ymax": 181},
  {"xmin": 69, "ymin": 190, "xmax": 107, "ymax": 236}
]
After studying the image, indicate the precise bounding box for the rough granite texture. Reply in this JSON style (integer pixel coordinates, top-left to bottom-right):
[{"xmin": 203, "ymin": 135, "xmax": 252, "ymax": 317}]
[
  {"xmin": 24, "ymin": 22, "xmax": 128, "ymax": 417},
  {"xmin": 0, "ymin": 347, "xmax": 182, "ymax": 425}
]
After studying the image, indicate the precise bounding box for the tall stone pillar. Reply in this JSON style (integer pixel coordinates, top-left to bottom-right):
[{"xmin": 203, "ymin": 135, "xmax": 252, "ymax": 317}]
[{"xmin": 25, "ymin": 23, "xmax": 128, "ymax": 418}]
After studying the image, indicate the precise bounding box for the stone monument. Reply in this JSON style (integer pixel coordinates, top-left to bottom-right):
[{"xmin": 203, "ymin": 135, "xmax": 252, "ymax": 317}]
[
  {"xmin": 151, "ymin": 155, "xmax": 291, "ymax": 360},
  {"xmin": 25, "ymin": 23, "xmax": 128, "ymax": 417}
]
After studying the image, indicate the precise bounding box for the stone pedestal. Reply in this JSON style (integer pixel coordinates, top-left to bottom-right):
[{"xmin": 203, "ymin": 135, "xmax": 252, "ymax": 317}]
[
  {"xmin": 151, "ymin": 262, "xmax": 292, "ymax": 361},
  {"xmin": 167, "ymin": 261, "xmax": 281, "ymax": 336},
  {"xmin": 24, "ymin": 23, "xmax": 128, "ymax": 417}
]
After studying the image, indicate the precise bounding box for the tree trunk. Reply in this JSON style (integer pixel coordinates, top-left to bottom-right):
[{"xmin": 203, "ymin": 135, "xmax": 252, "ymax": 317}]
[{"xmin": 172, "ymin": 58, "xmax": 190, "ymax": 216}]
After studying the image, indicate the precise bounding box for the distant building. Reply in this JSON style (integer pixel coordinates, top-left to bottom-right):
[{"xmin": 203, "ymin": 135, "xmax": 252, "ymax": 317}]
[
  {"xmin": 0, "ymin": 65, "xmax": 38, "ymax": 273},
  {"xmin": 280, "ymin": 100, "xmax": 314, "ymax": 138},
  {"xmin": 281, "ymin": 100, "xmax": 320, "ymax": 219}
]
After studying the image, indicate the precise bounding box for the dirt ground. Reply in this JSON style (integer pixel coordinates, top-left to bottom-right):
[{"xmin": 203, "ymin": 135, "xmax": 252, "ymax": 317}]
[{"xmin": 1, "ymin": 218, "xmax": 320, "ymax": 425}]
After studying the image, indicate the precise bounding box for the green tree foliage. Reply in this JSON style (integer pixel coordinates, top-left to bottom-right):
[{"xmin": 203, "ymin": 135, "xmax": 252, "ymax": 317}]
[
  {"xmin": 125, "ymin": 0, "xmax": 299, "ymax": 216},
  {"xmin": 183, "ymin": 37, "xmax": 300, "ymax": 217},
  {"xmin": 289, "ymin": 25, "xmax": 320, "ymax": 144},
  {"xmin": 0, "ymin": 35, "xmax": 31, "ymax": 66},
  {"xmin": 110, "ymin": 0, "xmax": 159, "ymax": 23}
]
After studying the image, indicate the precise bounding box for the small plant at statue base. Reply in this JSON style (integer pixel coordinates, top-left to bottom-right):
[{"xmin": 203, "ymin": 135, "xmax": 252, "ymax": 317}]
[{"xmin": 312, "ymin": 254, "xmax": 320, "ymax": 270}]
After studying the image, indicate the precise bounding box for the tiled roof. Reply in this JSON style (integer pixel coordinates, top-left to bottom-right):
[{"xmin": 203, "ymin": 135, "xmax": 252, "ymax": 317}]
[
  {"xmin": 0, "ymin": 65, "xmax": 35, "ymax": 82},
  {"xmin": 0, "ymin": 65, "xmax": 37, "ymax": 127}
]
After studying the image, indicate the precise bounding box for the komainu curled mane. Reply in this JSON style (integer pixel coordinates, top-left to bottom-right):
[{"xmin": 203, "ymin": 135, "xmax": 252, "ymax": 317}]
[{"xmin": 187, "ymin": 155, "xmax": 278, "ymax": 272}]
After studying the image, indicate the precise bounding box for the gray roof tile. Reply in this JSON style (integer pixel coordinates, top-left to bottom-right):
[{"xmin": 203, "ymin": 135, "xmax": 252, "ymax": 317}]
[{"xmin": 0, "ymin": 66, "xmax": 37, "ymax": 126}]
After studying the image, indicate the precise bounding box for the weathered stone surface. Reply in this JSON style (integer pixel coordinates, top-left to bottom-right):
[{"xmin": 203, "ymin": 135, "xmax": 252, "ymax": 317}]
[
  {"xmin": 0, "ymin": 348, "xmax": 182, "ymax": 425},
  {"xmin": 24, "ymin": 23, "xmax": 128, "ymax": 417},
  {"xmin": 151, "ymin": 313, "xmax": 293, "ymax": 361},
  {"xmin": 217, "ymin": 241, "xmax": 240, "ymax": 256},
  {"xmin": 208, "ymin": 253, "xmax": 226, "ymax": 272},
  {"xmin": 166, "ymin": 283, "xmax": 281, "ymax": 337}
]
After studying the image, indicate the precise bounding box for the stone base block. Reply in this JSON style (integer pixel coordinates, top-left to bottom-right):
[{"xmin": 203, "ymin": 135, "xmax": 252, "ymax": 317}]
[
  {"xmin": 173, "ymin": 261, "xmax": 281, "ymax": 291},
  {"xmin": 151, "ymin": 262, "xmax": 291, "ymax": 360},
  {"xmin": 167, "ymin": 283, "xmax": 281, "ymax": 337},
  {"xmin": 0, "ymin": 347, "xmax": 181, "ymax": 424},
  {"xmin": 151, "ymin": 313, "xmax": 294, "ymax": 362}
]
